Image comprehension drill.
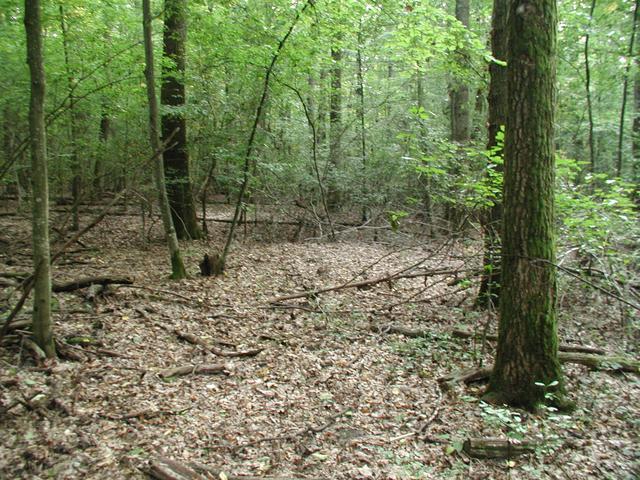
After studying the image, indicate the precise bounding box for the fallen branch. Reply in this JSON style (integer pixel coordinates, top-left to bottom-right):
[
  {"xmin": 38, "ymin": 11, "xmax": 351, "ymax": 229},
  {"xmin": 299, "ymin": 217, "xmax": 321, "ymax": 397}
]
[
  {"xmin": 450, "ymin": 328, "xmax": 606, "ymax": 355},
  {"xmin": 52, "ymin": 276, "xmax": 133, "ymax": 292},
  {"xmin": 174, "ymin": 330, "xmax": 263, "ymax": 358},
  {"xmin": 372, "ymin": 324, "xmax": 607, "ymax": 356},
  {"xmin": 557, "ymin": 351, "xmax": 639, "ymax": 373},
  {"xmin": 158, "ymin": 363, "xmax": 228, "ymax": 378},
  {"xmin": 269, "ymin": 268, "xmax": 465, "ymax": 304},
  {"xmin": 439, "ymin": 352, "xmax": 639, "ymax": 390}
]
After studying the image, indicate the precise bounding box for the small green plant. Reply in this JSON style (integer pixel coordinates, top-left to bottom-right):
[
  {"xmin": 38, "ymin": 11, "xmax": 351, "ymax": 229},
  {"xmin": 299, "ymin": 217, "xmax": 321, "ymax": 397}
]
[{"xmin": 479, "ymin": 401, "xmax": 528, "ymax": 440}]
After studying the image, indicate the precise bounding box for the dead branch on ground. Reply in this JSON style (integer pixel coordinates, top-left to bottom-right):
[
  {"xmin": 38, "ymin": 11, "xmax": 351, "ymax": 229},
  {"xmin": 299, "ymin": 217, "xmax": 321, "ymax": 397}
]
[
  {"xmin": 174, "ymin": 330, "xmax": 263, "ymax": 358},
  {"xmin": 52, "ymin": 276, "xmax": 133, "ymax": 292},
  {"xmin": 158, "ymin": 363, "xmax": 228, "ymax": 378}
]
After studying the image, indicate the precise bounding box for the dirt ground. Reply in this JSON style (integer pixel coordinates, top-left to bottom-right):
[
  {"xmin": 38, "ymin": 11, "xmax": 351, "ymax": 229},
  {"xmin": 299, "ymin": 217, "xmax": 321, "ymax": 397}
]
[{"xmin": 0, "ymin": 206, "xmax": 638, "ymax": 479}]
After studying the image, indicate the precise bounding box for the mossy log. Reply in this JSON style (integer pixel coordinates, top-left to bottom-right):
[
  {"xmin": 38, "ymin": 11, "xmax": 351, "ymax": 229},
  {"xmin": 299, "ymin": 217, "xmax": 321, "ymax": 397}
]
[{"xmin": 462, "ymin": 437, "xmax": 539, "ymax": 459}]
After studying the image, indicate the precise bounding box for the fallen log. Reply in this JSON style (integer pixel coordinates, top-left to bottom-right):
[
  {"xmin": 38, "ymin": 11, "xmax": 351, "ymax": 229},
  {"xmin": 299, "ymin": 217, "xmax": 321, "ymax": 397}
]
[
  {"xmin": 52, "ymin": 276, "xmax": 133, "ymax": 292},
  {"xmin": 558, "ymin": 351, "xmax": 639, "ymax": 374},
  {"xmin": 158, "ymin": 363, "xmax": 228, "ymax": 378},
  {"xmin": 439, "ymin": 352, "xmax": 639, "ymax": 390},
  {"xmin": 462, "ymin": 437, "xmax": 540, "ymax": 459},
  {"xmin": 174, "ymin": 330, "xmax": 263, "ymax": 358},
  {"xmin": 450, "ymin": 328, "xmax": 606, "ymax": 355}
]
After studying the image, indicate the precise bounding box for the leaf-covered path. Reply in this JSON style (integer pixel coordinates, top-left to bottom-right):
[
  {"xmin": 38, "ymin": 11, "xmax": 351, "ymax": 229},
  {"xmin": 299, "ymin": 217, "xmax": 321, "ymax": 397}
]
[{"xmin": 1, "ymin": 211, "xmax": 638, "ymax": 479}]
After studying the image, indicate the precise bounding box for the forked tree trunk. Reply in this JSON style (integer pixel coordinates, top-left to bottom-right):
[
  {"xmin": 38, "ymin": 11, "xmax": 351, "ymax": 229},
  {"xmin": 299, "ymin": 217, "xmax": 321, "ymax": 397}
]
[
  {"xmin": 25, "ymin": 0, "xmax": 55, "ymax": 358},
  {"xmin": 161, "ymin": 0, "xmax": 201, "ymax": 239},
  {"xmin": 487, "ymin": 0, "xmax": 565, "ymax": 409},
  {"xmin": 142, "ymin": 0, "xmax": 187, "ymax": 280},
  {"xmin": 477, "ymin": 0, "xmax": 507, "ymax": 309}
]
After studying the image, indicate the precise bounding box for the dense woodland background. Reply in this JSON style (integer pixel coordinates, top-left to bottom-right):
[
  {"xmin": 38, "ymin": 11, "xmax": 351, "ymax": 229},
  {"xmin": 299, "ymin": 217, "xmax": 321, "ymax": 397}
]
[{"xmin": 0, "ymin": 0, "xmax": 639, "ymax": 479}]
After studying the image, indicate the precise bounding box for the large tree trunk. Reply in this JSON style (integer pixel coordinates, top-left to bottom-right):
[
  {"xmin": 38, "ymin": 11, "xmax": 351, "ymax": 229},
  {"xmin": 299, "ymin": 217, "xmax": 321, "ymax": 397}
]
[
  {"xmin": 161, "ymin": 0, "xmax": 201, "ymax": 239},
  {"xmin": 327, "ymin": 45, "xmax": 342, "ymax": 211},
  {"xmin": 476, "ymin": 0, "xmax": 507, "ymax": 309},
  {"xmin": 25, "ymin": 0, "xmax": 55, "ymax": 358},
  {"xmin": 487, "ymin": 0, "xmax": 564, "ymax": 409},
  {"xmin": 142, "ymin": 0, "xmax": 187, "ymax": 280}
]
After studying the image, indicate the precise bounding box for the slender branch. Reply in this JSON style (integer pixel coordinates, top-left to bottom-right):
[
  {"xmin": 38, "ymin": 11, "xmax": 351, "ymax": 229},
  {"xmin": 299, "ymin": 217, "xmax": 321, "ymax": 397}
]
[
  {"xmin": 221, "ymin": 0, "xmax": 313, "ymax": 266},
  {"xmin": 281, "ymin": 81, "xmax": 335, "ymax": 239}
]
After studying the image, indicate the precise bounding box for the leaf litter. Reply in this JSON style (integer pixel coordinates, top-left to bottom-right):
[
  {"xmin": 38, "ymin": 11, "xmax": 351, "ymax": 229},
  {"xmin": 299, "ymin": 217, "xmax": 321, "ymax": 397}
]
[{"xmin": 0, "ymin": 209, "xmax": 638, "ymax": 479}]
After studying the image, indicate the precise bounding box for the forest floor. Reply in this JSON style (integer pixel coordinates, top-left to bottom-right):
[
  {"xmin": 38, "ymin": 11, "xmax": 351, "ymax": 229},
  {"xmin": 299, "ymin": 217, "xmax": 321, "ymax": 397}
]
[{"xmin": 0, "ymin": 204, "xmax": 638, "ymax": 480}]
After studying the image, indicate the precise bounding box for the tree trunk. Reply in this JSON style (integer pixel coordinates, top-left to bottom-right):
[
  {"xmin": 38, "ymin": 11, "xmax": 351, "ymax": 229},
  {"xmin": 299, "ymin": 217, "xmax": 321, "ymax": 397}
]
[
  {"xmin": 327, "ymin": 45, "xmax": 342, "ymax": 211},
  {"xmin": 416, "ymin": 62, "xmax": 433, "ymax": 234},
  {"xmin": 93, "ymin": 105, "xmax": 111, "ymax": 198},
  {"xmin": 616, "ymin": 0, "xmax": 639, "ymax": 177},
  {"xmin": 634, "ymin": 56, "xmax": 640, "ymax": 200},
  {"xmin": 447, "ymin": 0, "xmax": 471, "ymax": 232},
  {"xmin": 142, "ymin": 0, "xmax": 187, "ymax": 280},
  {"xmin": 584, "ymin": 0, "xmax": 596, "ymax": 174},
  {"xmin": 161, "ymin": 0, "xmax": 201, "ymax": 239},
  {"xmin": 487, "ymin": 0, "xmax": 564, "ymax": 409},
  {"xmin": 59, "ymin": 4, "xmax": 81, "ymax": 231},
  {"xmin": 356, "ymin": 25, "xmax": 368, "ymax": 223},
  {"xmin": 25, "ymin": 0, "xmax": 55, "ymax": 358},
  {"xmin": 449, "ymin": 0, "xmax": 471, "ymax": 143},
  {"xmin": 477, "ymin": 0, "xmax": 507, "ymax": 309}
]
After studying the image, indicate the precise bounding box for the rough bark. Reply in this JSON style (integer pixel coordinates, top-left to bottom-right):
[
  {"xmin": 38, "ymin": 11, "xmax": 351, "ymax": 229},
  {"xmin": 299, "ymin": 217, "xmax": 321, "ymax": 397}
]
[
  {"xmin": 477, "ymin": 0, "xmax": 508, "ymax": 309},
  {"xmin": 25, "ymin": 0, "xmax": 55, "ymax": 358},
  {"xmin": 161, "ymin": 0, "xmax": 201, "ymax": 239},
  {"xmin": 142, "ymin": 0, "xmax": 187, "ymax": 279},
  {"xmin": 487, "ymin": 0, "xmax": 564, "ymax": 409}
]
